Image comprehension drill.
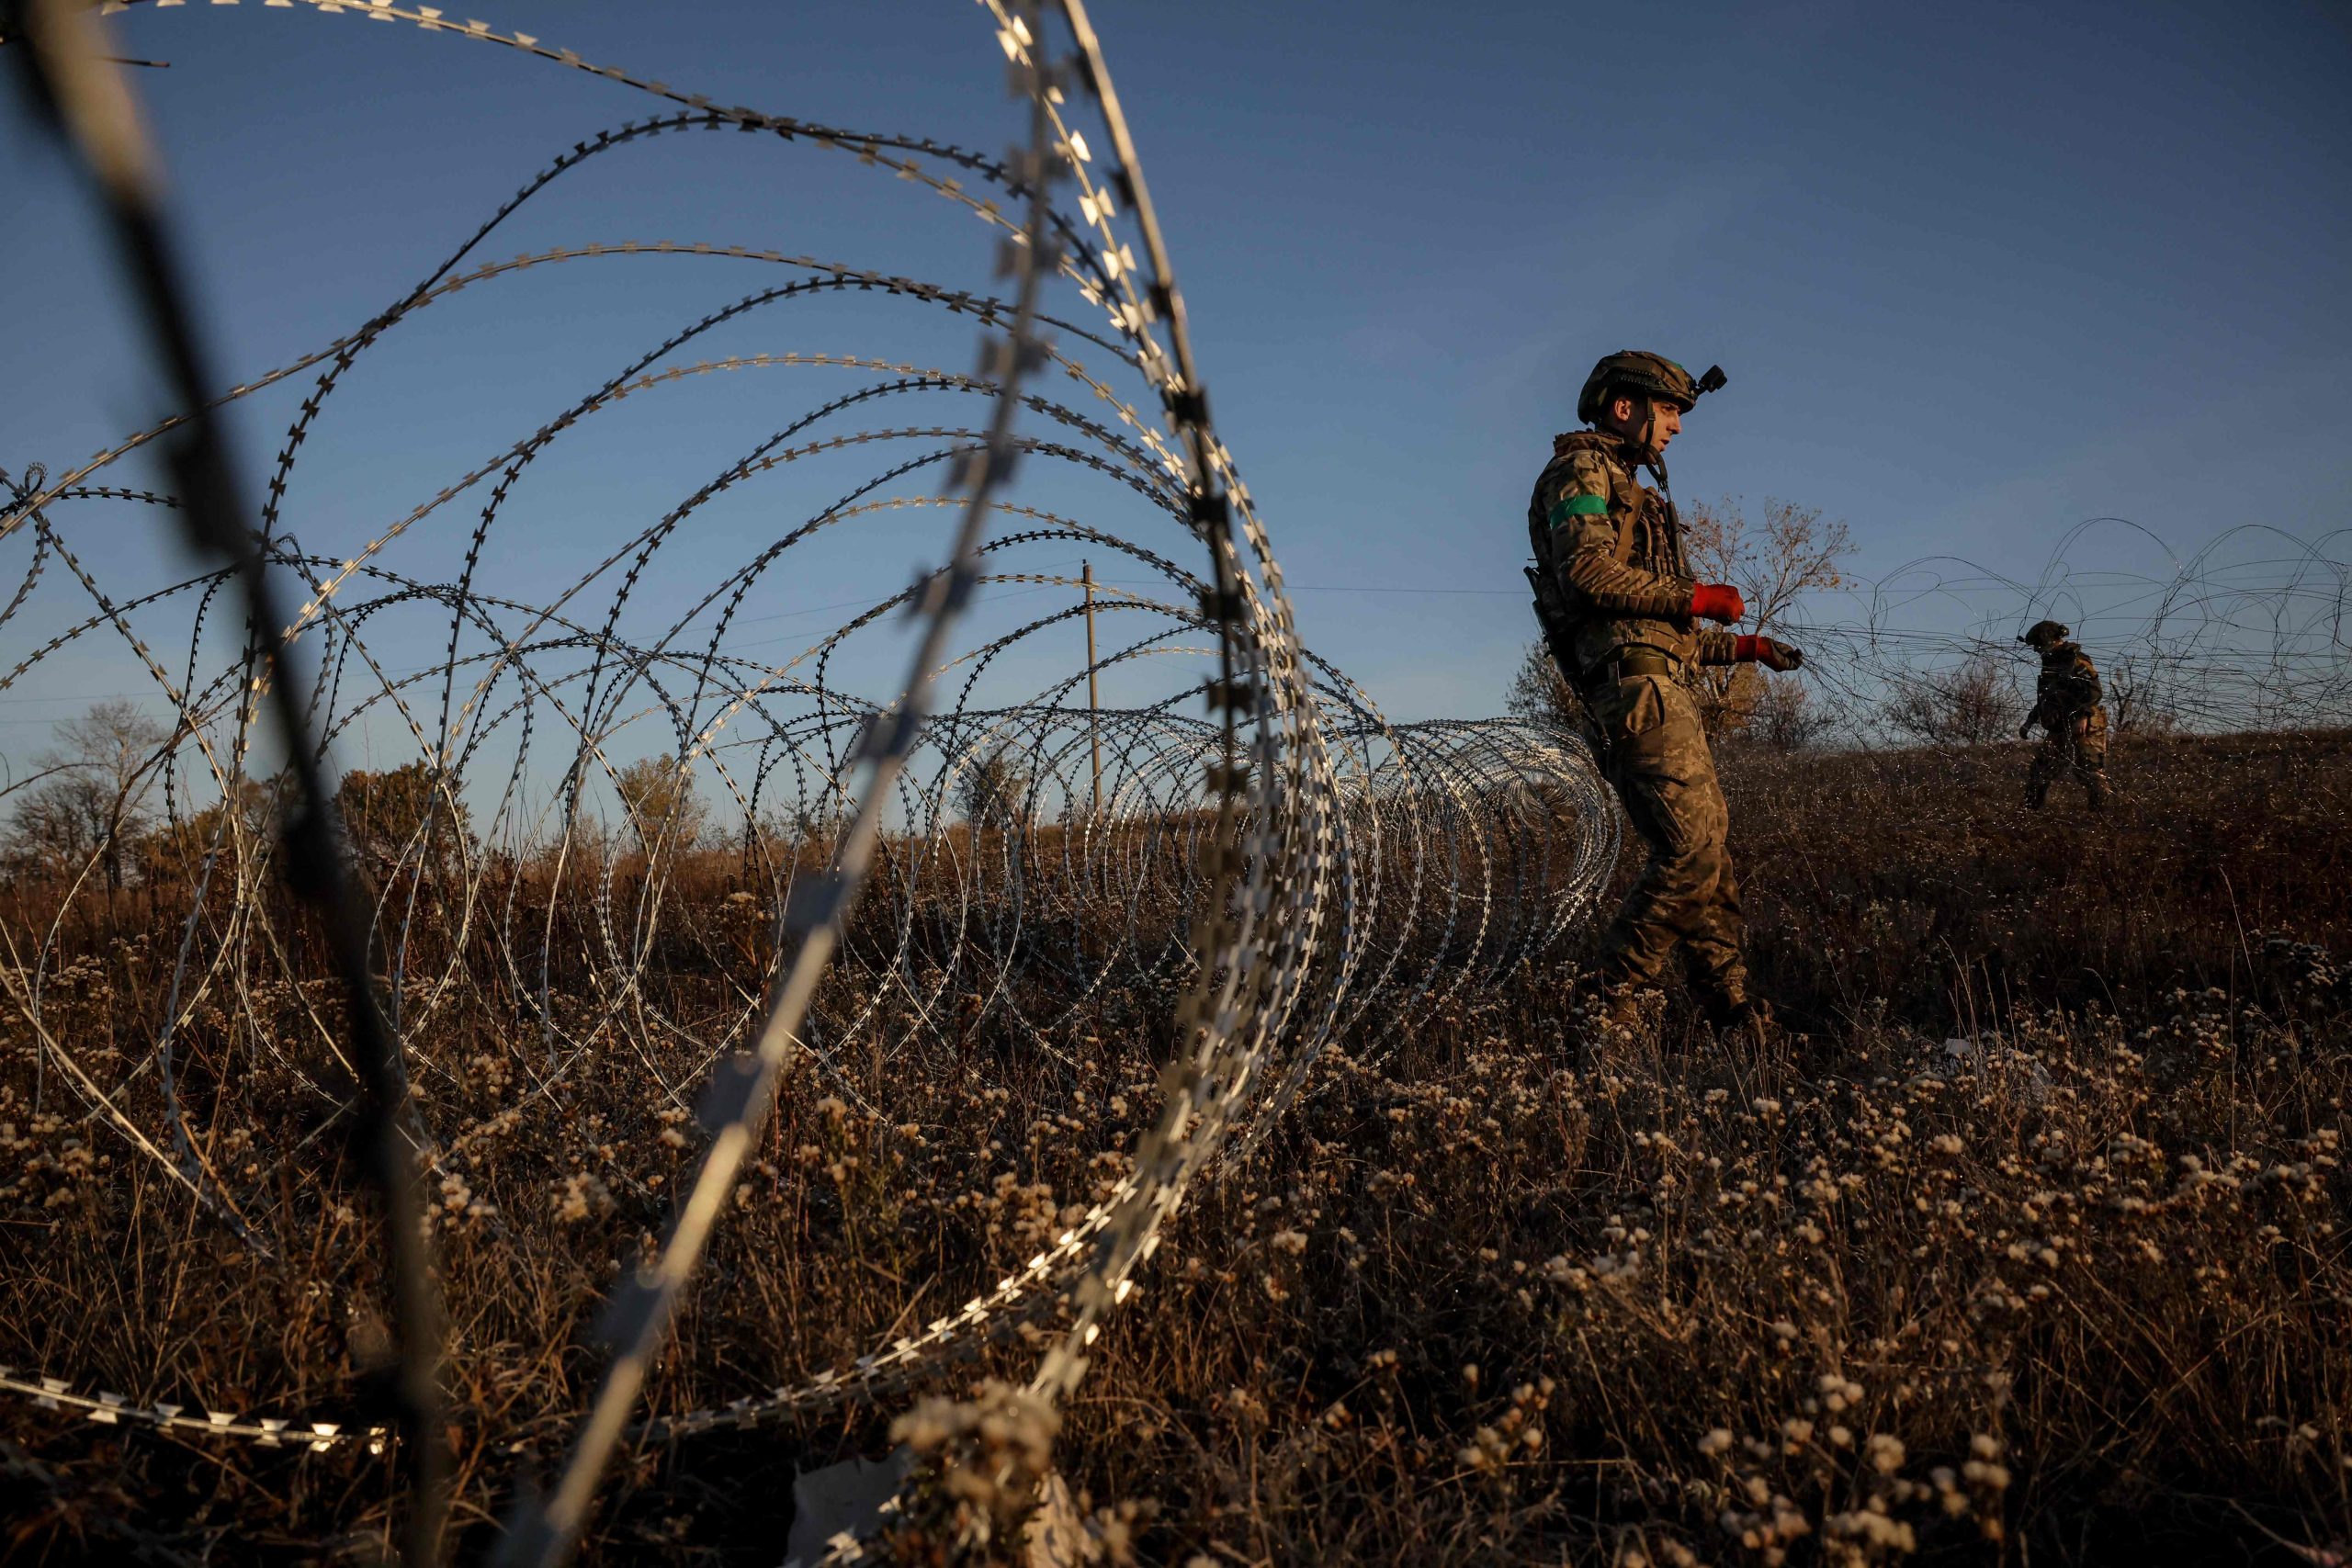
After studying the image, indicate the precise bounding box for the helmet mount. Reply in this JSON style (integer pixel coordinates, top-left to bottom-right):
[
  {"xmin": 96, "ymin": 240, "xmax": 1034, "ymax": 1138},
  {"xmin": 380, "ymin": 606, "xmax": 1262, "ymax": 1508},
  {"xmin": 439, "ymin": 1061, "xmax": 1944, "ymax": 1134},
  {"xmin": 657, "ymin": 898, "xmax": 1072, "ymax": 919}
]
[{"xmin": 1577, "ymin": 351, "xmax": 1726, "ymax": 428}]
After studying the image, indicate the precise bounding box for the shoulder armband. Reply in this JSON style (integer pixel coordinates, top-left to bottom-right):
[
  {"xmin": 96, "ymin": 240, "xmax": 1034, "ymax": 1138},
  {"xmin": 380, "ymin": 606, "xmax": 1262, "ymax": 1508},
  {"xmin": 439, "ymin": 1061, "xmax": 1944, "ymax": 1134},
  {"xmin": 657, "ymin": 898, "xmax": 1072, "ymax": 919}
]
[{"xmin": 1545, "ymin": 494, "xmax": 1611, "ymax": 526}]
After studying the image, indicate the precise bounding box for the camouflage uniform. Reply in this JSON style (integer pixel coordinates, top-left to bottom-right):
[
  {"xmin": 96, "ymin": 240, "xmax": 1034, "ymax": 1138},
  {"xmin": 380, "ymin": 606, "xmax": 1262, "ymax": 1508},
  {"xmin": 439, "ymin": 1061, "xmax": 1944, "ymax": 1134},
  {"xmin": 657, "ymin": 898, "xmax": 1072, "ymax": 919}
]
[
  {"xmin": 2022, "ymin": 626, "xmax": 2109, "ymax": 809},
  {"xmin": 1528, "ymin": 425, "xmax": 1751, "ymax": 1017}
]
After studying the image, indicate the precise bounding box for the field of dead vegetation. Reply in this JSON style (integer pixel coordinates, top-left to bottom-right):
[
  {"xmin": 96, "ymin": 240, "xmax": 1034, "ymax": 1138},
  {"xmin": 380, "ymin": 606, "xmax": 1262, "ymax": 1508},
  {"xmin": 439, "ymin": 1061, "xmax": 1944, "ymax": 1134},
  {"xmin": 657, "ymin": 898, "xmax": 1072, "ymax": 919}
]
[{"xmin": 2, "ymin": 728, "xmax": 2346, "ymax": 1565}]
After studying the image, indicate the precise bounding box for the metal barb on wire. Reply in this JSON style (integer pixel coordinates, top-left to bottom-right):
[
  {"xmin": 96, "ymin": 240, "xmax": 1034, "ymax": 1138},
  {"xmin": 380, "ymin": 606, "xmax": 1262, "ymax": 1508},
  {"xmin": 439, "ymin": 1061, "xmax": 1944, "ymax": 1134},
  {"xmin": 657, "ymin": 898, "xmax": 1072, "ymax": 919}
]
[
  {"xmin": 0, "ymin": 0, "xmax": 1657, "ymax": 1557},
  {"xmin": 2, "ymin": 2, "xmax": 449, "ymax": 1562},
  {"xmin": 7, "ymin": 3, "xmax": 2335, "ymax": 1559},
  {"xmin": 492, "ymin": 7, "xmax": 1069, "ymax": 1564},
  {"xmin": 0, "ymin": 0, "xmax": 1634, "ymax": 1482}
]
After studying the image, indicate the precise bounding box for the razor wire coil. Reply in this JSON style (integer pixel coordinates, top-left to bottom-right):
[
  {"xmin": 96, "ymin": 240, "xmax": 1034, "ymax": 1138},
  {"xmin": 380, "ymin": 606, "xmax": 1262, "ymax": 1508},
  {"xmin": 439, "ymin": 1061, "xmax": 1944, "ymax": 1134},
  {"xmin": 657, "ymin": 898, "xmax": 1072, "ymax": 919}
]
[{"xmin": 0, "ymin": 1, "xmax": 1620, "ymax": 1559}]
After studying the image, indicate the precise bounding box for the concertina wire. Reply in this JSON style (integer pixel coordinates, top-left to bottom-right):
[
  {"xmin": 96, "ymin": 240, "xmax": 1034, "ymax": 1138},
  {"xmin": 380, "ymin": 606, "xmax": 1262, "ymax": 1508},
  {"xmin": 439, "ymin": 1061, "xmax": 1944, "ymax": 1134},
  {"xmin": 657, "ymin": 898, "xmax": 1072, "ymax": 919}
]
[{"xmin": 0, "ymin": 1, "xmax": 1623, "ymax": 1561}]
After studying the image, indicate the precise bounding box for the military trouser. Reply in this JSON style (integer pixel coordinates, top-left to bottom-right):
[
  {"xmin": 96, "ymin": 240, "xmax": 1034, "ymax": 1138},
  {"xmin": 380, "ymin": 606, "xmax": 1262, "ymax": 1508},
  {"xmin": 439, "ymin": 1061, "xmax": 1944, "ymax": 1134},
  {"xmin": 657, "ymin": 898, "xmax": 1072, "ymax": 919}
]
[
  {"xmin": 1586, "ymin": 670, "xmax": 1748, "ymax": 1011},
  {"xmin": 2026, "ymin": 711, "xmax": 2109, "ymax": 810}
]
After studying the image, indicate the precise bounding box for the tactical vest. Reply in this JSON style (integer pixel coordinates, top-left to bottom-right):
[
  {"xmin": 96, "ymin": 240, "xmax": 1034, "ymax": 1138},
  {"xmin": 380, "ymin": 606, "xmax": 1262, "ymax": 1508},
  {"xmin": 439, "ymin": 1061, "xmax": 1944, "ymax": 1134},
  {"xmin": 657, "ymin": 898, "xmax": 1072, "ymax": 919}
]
[
  {"xmin": 1526, "ymin": 430, "xmax": 1697, "ymax": 674},
  {"xmin": 2037, "ymin": 646, "xmax": 2105, "ymax": 727}
]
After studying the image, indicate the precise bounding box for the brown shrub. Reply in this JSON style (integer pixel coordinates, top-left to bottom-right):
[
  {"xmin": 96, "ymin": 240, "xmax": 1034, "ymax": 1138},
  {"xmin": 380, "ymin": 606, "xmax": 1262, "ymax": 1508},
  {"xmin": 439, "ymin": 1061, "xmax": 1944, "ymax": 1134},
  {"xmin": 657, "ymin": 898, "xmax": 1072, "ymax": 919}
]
[{"xmin": 0, "ymin": 731, "xmax": 2344, "ymax": 1564}]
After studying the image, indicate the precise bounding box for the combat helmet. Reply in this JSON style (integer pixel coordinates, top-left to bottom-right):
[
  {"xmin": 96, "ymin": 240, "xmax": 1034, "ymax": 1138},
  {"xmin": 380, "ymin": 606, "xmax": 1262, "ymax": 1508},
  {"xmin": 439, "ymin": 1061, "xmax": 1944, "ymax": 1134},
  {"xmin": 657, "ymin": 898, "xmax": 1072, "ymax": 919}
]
[
  {"xmin": 1577, "ymin": 351, "xmax": 1727, "ymax": 426},
  {"xmin": 2019, "ymin": 620, "xmax": 2071, "ymax": 650}
]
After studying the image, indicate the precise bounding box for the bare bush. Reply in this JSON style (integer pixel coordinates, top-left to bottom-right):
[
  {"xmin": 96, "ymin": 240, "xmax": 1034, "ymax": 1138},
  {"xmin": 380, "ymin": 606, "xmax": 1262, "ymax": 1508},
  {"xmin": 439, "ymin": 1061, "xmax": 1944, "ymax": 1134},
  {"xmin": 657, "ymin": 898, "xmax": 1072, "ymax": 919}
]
[
  {"xmin": 1683, "ymin": 497, "xmax": 1851, "ymax": 739},
  {"xmin": 2, "ymin": 732, "xmax": 2346, "ymax": 1563},
  {"xmin": 5, "ymin": 699, "xmax": 170, "ymax": 889},
  {"xmin": 1882, "ymin": 652, "xmax": 2026, "ymax": 747},
  {"xmin": 4, "ymin": 774, "xmax": 108, "ymax": 879},
  {"xmin": 1741, "ymin": 676, "xmax": 1830, "ymax": 751},
  {"xmin": 1504, "ymin": 639, "xmax": 1582, "ymax": 736},
  {"xmin": 2104, "ymin": 650, "xmax": 2182, "ymax": 735}
]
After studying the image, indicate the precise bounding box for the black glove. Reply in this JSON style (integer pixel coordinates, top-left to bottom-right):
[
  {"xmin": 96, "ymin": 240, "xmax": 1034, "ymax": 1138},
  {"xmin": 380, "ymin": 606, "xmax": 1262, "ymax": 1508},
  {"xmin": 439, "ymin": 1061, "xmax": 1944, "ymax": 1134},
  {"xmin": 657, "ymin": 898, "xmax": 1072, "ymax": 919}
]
[{"xmin": 1735, "ymin": 634, "xmax": 1803, "ymax": 672}]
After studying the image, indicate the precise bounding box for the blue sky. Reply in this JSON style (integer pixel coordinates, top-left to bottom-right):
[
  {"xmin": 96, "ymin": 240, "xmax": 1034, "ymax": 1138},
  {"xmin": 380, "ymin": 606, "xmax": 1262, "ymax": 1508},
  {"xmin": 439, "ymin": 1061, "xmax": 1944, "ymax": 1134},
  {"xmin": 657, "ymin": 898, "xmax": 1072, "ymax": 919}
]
[{"xmin": 4, "ymin": 0, "xmax": 2346, "ymax": 761}]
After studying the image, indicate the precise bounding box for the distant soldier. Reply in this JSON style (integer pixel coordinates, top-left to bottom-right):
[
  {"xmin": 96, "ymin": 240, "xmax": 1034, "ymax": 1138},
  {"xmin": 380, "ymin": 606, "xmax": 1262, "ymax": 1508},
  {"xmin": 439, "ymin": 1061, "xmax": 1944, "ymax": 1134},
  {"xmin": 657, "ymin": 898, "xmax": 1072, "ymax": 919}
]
[
  {"xmin": 2018, "ymin": 620, "xmax": 2109, "ymax": 809},
  {"xmin": 1525, "ymin": 351, "xmax": 1805, "ymax": 1039}
]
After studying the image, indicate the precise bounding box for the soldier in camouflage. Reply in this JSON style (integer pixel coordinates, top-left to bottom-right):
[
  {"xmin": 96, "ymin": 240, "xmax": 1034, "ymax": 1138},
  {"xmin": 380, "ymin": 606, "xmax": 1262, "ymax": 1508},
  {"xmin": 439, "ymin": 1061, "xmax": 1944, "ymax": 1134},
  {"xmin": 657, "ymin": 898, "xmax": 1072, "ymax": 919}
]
[
  {"xmin": 2018, "ymin": 620, "xmax": 2109, "ymax": 809},
  {"xmin": 1526, "ymin": 351, "xmax": 1805, "ymax": 1038}
]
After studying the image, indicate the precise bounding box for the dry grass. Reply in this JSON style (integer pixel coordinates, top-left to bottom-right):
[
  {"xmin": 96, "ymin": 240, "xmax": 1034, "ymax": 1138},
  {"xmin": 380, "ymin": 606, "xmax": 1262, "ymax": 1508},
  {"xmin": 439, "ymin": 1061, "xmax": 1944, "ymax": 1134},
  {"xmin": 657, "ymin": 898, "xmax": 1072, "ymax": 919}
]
[{"xmin": 1, "ymin": 731, "xmax": 2346, "ymax": 1564}]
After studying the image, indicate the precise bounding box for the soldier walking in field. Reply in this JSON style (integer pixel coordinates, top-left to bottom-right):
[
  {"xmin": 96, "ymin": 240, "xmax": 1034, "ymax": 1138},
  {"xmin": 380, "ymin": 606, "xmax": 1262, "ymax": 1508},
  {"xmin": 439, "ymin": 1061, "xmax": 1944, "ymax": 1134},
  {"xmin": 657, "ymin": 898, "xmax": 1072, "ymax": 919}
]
[
  {"xmin": 1525, "ymin": 351, "xmax": 1806, "ymax": 1040},
  {"xmin": 2018, "ymin": 620, "xmax": 2109, "ymax": 809}
]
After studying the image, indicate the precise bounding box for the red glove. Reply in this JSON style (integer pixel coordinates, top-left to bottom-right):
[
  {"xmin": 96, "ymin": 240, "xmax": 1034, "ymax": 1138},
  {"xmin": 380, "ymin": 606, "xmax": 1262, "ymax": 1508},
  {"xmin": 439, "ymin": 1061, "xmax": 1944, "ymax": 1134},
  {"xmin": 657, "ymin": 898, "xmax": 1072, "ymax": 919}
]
[
  {"xmin": 1736, "ymin": 634, "xmax": 1804, "ymax": 671},
  {"xmin": 1690, "ymin": 582, "xmax": 1745, "ymax": 624}
]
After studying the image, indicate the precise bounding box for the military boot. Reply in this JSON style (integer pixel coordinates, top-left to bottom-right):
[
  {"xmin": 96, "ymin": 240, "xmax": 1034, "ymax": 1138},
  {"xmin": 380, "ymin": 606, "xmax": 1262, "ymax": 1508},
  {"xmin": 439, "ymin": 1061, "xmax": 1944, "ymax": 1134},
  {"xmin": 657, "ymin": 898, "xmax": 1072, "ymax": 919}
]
[
  {"xmin": 1571, "ymin": 982, "xmax": 1659, "ymax": 1049},
  {"xmin": 1703, "ymin": 992, "xmax": 1779, "ymax": 1047}
]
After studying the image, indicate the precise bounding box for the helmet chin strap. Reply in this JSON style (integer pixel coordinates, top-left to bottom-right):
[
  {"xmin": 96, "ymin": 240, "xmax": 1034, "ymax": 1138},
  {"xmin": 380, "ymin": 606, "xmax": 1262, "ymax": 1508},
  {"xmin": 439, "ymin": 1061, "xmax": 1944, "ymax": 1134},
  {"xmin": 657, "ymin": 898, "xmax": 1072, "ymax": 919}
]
[
  {"xmin": 1621, "ymin": 399, "xmax": 1690, "ymax": 575},
  {"xmin": 1616, "ymin": 397, "xmax": 1662, "ymax": 470},
  {"xmin": 1632, "ymin": 400, "xmax": 1668, "ymax": 483}
]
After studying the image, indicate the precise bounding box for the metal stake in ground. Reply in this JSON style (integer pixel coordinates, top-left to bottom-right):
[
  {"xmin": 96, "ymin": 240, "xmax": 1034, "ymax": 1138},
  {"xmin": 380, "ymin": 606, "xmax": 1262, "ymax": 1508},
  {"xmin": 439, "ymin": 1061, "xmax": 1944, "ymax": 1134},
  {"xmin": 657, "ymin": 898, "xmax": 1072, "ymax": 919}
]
[{"xmin": 1084, "ymin": 558, "xmax": 1102, "ymax": 817}]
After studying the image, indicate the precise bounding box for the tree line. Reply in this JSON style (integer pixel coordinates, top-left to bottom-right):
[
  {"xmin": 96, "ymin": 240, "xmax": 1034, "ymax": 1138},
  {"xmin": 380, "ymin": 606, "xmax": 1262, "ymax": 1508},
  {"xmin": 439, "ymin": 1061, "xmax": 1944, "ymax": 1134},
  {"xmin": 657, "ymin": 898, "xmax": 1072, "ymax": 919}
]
[
  {"xmin": 2, "ymin": 706, "xmax": 1041, "ymax": 891},
  {"xmin": 1, "ymin": 705, "xmax": 727, "ymax": 890}
]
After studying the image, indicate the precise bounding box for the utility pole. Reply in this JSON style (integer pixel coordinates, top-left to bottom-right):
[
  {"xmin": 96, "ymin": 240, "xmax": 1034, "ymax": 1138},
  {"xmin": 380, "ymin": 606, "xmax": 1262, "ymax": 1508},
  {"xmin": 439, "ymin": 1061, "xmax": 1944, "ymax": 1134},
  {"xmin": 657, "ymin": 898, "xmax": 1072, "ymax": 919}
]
[{"xmin": 1082, "ymin": 560, "xmax": 1102, "ymax": 817}]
